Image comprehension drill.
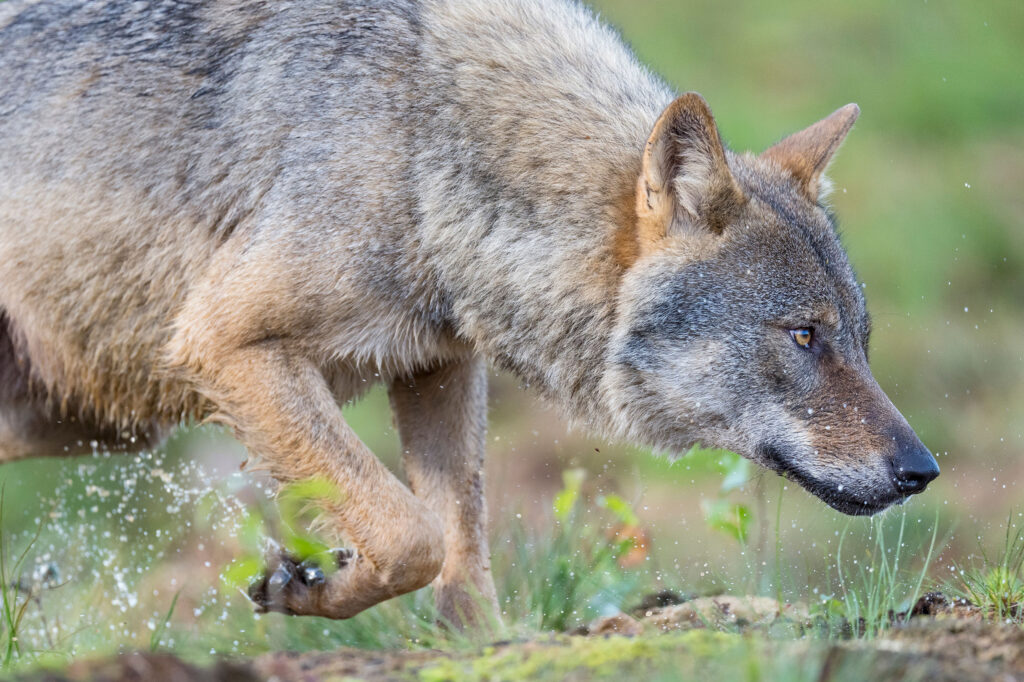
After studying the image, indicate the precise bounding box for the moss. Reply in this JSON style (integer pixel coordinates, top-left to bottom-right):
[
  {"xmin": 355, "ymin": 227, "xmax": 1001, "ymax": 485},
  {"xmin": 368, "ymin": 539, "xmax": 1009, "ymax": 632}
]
[{"xmin": 414, "ymin": 631, "xmax": 741, "ymax": 682}]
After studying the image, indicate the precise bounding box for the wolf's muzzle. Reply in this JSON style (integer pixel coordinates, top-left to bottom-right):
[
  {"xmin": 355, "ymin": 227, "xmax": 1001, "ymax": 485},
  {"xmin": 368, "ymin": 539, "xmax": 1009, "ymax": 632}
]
[{"xmin": 890, "ymin": 436, "xmax": 940, "ymax": 495}]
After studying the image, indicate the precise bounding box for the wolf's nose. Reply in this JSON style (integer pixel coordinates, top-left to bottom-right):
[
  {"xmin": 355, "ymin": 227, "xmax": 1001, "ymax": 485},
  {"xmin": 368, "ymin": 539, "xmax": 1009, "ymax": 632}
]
[{"xmin": 891, "ymin": 442, "xmax": 940, "ymax": 495}]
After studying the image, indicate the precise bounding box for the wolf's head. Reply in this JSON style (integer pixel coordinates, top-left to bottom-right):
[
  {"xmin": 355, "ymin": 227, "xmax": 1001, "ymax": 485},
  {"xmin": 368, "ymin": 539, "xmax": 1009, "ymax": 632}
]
[{"xmin": 604, "ymin": 93, "xmax": 938, "ymax": 515}]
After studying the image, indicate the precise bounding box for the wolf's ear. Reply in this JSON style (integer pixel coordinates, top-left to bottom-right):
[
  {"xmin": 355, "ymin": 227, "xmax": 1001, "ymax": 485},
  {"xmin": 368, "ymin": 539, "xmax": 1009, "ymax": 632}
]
[
  {"xmin": 636, "ymin": 93, "xmax": 744, "ymax": 254},
  {"xmin": 762, "ymin": 103, "xmax": 860, "ymax": 201}
]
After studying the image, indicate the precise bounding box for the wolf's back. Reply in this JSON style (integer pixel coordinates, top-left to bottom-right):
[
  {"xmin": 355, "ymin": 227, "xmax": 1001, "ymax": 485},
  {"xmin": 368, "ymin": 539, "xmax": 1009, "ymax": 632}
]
[
  {"xmin": 0, "ymin": 0, "xmax": 426, "ymax": 425},
  {"xmin": 0, "ymin": 0, "xmax": 668, "ymax": 426}
]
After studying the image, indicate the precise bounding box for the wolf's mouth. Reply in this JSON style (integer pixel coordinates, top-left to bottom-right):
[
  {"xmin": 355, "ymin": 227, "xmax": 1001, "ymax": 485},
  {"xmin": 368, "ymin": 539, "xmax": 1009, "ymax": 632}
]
[
  {"xmin": 806, "ymin": 484, "xmax": 908, "ymax": 516},
  {"xmin": 757, "ymin": 443, "xmax": 907, "ymax": 516}
]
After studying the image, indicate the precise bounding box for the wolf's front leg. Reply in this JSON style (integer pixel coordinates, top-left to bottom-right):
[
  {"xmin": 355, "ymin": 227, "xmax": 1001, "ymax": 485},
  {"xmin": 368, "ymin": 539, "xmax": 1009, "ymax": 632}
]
[
  {"xmin": 389, "ymin": 357, "xmax": 500, "ymax": 628},
  {"xmin": 180, "ymin": 344, "xmax": 445, "ymax": 619}
]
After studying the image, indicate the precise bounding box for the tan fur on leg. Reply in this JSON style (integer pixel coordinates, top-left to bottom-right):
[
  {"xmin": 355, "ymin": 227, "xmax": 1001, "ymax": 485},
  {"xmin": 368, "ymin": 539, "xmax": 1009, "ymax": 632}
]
[
  {"xmin": 177, "ymin": 342, "xmax": 444, "ymax": 619},
  {"xmin": 389, "ymin": 357, "xmax": 499, "ymax": 628}
]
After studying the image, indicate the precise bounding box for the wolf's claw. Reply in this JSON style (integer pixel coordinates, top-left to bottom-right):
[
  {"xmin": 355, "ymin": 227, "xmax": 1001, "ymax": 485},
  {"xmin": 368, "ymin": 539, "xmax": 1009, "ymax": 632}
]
[
  {"xmin": 268, "ymin": 563, "xmax": 293, "ymax": 591},
  {"xmin": 331, "ymin": 547, "xmax": 355, "ymax": 568},
  {"xmin": 299, "ymin": 562, "xmax": 325, "ymax": 586},
  {"xmin": 246, "ymin": 546, "xmax": 355, "ymax": 615}
]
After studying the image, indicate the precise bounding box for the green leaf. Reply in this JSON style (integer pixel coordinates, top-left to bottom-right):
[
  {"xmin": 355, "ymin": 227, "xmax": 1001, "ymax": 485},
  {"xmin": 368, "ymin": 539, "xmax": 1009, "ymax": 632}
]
[
  {"xmin": 237, "ymin": 512, "xmax": 265, "ymax": 554},
  {"xmin": 701, "ymin": 500, "xmax": 752, "ymax": 544},
  {"xmin": 193, "ymin": 490, "xmax": 219, "ymax": 527},
  {"xmin": 822, "ymin": 598, "xmax": 846, "ymax": 619},
  {"xmin": 677, "ymin": 446, "xmax": 747, "ymax": 478},
  {"xmin": 283, "ymin": 533, "xmax": 331, "ymax": 563},
  {"xmin": 277, "ymin": 475, "xmax": 346, "ymax": 531},
  {"xmin": 598, "ymin": 493, "xmax": 639, "ymax": 526},
  {"xmin": 221, "ymin": 557, "xmax": 264, "ymax": 589},
  {"xmin": 280, "ymin": 476, "xmax": 346, "ymax": 503},
  {"xmin": 553, "ymin": 468, "xmax": 586, "ymax": 522},
  {"xmin": 719, "ymin": 455, "xmax": 751, "ymax": 492}
]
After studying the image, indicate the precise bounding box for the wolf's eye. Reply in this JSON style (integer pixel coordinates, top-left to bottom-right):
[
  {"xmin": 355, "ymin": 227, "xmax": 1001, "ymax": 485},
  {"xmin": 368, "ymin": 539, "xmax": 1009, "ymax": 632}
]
[{"xmin": 791, "ymin": 328, "xmax": 813, "ymax": 348}]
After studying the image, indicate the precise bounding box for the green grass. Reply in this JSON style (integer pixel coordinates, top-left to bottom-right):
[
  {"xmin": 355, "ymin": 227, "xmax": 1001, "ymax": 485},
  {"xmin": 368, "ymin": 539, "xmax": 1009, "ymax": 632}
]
[
  {"xmin": 832, "ymin": 510, "xmax": 941, "ymax": 638},
  {"xmin": 0, "ymin": 465, "xmax": 958, "ymax": 676},
  {"xmin": 945, "ymin": 514, "xmax": 1024, "ymax": 622},
  {"xmin": 494, "ymin": 468, "xmax": 654, "ymax": 632},
  {"xmin": 0, "ymin": 489, "xmax": 35, "ymax": 666}
]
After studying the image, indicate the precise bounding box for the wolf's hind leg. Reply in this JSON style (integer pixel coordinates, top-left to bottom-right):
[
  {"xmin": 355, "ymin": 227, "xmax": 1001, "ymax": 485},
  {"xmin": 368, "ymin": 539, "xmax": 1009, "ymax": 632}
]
[
  {"xmin": 177, "ymin": 343, "xmax": 444, "ymax": 619},
  {"xmin": 0, "ymin": 312, "xmax": 132, "ymax": 461},
  {"xmin": 389, "ymin": 357, "xmax": 500, "ymax": 628},
  {"xmin": 0, "ymin": 400, "xmax": 123, "ymax": 462}
]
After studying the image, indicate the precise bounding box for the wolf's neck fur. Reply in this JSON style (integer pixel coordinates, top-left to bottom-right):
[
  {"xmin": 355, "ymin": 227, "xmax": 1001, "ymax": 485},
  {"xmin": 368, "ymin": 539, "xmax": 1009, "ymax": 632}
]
[{"xmin": 414, "ymin": 0, "xmax": 673, "ymax": 427}]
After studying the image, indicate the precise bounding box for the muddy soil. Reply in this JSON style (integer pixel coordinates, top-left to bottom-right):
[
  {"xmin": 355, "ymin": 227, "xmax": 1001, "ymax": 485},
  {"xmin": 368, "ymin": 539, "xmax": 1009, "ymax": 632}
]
[{"xmin": 15, "ymin": 593, "xmax": 1023, "ymax": 682}]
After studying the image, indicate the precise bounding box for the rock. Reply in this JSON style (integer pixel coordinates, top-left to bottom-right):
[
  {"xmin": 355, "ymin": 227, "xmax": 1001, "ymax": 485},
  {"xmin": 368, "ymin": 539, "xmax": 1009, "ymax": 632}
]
[
  {"xmin": 909, "ymin": 591, "xmax": 983, "ymax": 621},
  {"xmin": 631, "ymin": 590, "xmax": 689, "ymax": 616},
  {"xmin": 642, "ymin": 595, "xmax": 810, "ymax": 632},
  {"xmin": 587, "ymin": 613, "xmax": 645, "ymax": 637}
]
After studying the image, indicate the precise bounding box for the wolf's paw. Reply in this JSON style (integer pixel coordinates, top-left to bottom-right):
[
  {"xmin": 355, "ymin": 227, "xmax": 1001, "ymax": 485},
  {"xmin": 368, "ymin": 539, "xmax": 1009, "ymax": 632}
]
[{"xmin": 247, "ymin": 545, "xmax": 355, "ymax": 616}]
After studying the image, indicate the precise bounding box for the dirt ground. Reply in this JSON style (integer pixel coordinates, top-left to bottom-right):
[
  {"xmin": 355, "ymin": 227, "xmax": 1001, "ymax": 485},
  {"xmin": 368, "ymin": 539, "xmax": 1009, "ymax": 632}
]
[{"xmin": 15, "ymin": 593, "xmax": 1024, "ymax": 682}]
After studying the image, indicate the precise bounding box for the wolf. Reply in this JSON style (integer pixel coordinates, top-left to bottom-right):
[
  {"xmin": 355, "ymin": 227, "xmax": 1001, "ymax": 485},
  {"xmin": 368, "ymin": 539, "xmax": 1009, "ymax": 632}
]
[{"xmin": 0, "ymin": 0, "xmax": 938, "ymax": 626}]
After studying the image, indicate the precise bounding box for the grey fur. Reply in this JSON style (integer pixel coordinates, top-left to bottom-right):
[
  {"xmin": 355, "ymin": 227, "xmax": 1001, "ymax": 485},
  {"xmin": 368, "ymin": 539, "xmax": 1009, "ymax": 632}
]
[{"xmin": 0, "ymin": 0, "xmax": 937, "ymax": 621}]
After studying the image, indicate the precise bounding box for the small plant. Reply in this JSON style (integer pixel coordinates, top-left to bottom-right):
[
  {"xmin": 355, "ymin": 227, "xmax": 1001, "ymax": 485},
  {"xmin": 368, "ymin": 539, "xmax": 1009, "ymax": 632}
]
[
  {"xmin": 949, "ymin": 514, "xmax": 1024, "ymax": 622},
  {"xmin": 496, "ymin": 468, "xmax": 653, "ymax": 632},
  {"xmin": 701, "ymin": 499, "xmax": 752, "ymax": 546},
  {"xmin": 833, "ymin": 508, "xmax": 940, "ymax": 638},
  {"xmin": 0, "ymin": 488, "xmax": 48, "ymax": 668},
  {"xmin": 149, "ymin": 590, "xmax": 182, "ymax": 652},
  {"xmin": 692, "ymin": 450, "xmax": 754, "ymax": 546}
]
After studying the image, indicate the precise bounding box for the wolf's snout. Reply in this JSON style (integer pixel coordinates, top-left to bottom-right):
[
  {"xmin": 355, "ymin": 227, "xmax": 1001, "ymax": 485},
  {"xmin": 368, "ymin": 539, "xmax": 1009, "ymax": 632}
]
[{"xmin": 890, "ymin": 436, "xmax": 940, "ymax": 495}]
